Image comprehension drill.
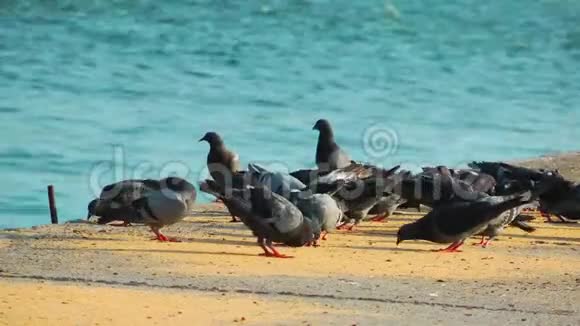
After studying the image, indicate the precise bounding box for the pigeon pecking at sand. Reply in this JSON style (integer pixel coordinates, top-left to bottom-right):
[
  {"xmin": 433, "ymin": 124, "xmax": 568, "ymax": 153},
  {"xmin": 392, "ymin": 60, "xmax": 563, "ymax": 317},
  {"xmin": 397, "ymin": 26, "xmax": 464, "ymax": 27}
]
[
  {"xmin": 199, "ymin": 180, "xmax": 319, "ymax": 258},
  {"xmin": 87, "ymin": 177, "xmax": 196, "ymax": 242},
  {"xmin": 247, "ymin": 163, "xmax": 343, "ymax": 240},
  {"xmin": 318, "ymin": 165, "xmax": 401, "ymax": 230},
  {"xmin": 396, "ymin": 191, "xmax": 534, "ymax": 252}
]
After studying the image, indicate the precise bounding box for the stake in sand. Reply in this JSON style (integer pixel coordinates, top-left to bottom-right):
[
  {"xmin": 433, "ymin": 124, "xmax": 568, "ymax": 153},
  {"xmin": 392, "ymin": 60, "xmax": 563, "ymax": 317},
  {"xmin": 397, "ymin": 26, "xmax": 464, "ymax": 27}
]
[{"xmin": 47, "ymin": 185, "xmax": 58, "ymax": 224}]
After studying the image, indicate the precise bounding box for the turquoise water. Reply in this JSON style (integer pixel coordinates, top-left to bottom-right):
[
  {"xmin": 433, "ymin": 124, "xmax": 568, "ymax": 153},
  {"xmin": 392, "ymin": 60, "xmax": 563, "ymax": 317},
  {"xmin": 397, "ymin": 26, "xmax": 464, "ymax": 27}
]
[{"xmin": 1, "ymin": 1, "xmax": 579, "ymax": 228}]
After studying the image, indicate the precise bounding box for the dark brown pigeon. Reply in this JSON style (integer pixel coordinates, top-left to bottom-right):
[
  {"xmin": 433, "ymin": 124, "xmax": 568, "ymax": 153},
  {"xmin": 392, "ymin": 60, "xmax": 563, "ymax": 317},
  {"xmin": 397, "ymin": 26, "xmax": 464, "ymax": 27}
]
[
  {"xmin": 313, "ymin": 119, "xmax": 351, "ymax": 172},
  {"xmin": 199, "ymin": 131, "xmax": 241, "ymax": 188}
]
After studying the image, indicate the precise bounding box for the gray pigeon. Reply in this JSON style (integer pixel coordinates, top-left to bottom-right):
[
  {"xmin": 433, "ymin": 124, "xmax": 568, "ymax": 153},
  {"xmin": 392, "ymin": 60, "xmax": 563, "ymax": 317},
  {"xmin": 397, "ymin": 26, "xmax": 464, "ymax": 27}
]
[
  {"xmin": 366, "ymin": 194, "xmax": 407, "ymax": 222},
  {"xmin": 313, "ymin": 165, "xmax": 401, "ymax": 230},
  {"xmin": 396, "ymin": 192, "xmax": 532, "ymax": 252},
  {"xmin": 200, "ymin": 180, "xmax": 319, "ymax": 258},
  {"xmin": 88, "ymin": 177, "xmax": 196, "ymax": 242},
  {"xmin": 476, "ymin": 202, "xmax": 538, "ymax": 247},
  {"xmin": 313, "ymin": 119, "xmax": 351, "ymax": 172},
  {"xmin": 248, "ymin": 163, "xmax": 307, "ymax": 196},
  {"xmin": 292, "ymin": 192, "xmax": 343, "ymax": 241},
  {"xmin": 248, "ymin": 163, "xmax": 342, "ymax": 240}
]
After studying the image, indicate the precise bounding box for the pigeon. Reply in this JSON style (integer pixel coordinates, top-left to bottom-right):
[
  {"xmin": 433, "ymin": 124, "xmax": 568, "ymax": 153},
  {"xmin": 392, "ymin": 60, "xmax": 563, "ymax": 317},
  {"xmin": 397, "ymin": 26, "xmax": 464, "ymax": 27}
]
[
  {"xmin": 248, "ymin": 163, "xmax": 307, "ymax": 196},
  {"xmin": 396, "ymin": 191, "xmax": 533, "ymax": 252},
  {"xmin": 399, "ymin": 172, "xmax": 486, "ymax": 208},
  {"xmin": 325, "ymin": 166, "xmax": 401, "ymax": 230},
  {"xmin": 454, "ymin": 170, "xmax": 497, "ymax": 194},
  {"xmin": 199, "ymin": 131, "xmax": 242, "ymax": 221},
  {"xmin": 468, "ymin": 161, "xmax": 556, "ymax": 185},
  {"xmin": 88, "ymin": 177, "xmax": 196, "ymax": 242},
  {"xmin": 421, "ymin": 166, "xmax": 497, "ymax": 195},
  {"xmin": 290, "ymin": 169, "xmax": 321, "ymax": 187},
  {"xmin": 87, "ymin": 179, "xmax": 161, "ymax": 223},
  {"xmin": 538, "ymin": 179, "xmax": 580, "ymax": 222},
  {"xmin": 290, "ymin": 161, "xmax": 392, "ymax": 190},
  {"xmin": 470, "ymin": 162, "xmax": 579, "ymax": 222},
  {"xmin": 367, "ymin": 170, "xmax": 413, "ymax": 221},
  {"xmin": 248, "ymin": 164, "xmax": 342, "ymax": 240},
  {"xmin": 475, "ymin": 202, "xmax": 538, "ymax": 247},
  {"xmin": 199, "ymin": 132, "xmax": 241, "ymax": 189},
  {"xmin": 367, "ymin": 194, "xmax": 407, "ymax": 222},
  {"xmin": 200, "ymin": 180, "xmax": 319, "ymax": 258},
  {"xmin": 292, "ymin": 192, "xmax": 343, "ymax": 241},
  {"xmin": 312, "ymin": 119, "xmax": 352, "ymax": 172}
]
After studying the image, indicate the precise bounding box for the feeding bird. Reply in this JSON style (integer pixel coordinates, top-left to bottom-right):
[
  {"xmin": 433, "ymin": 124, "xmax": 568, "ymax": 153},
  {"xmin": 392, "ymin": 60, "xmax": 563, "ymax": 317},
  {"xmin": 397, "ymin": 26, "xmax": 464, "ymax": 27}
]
[
  {"xmin": 396, "ymin": 191, "xmax": 533, "ymax": 252},
  {"xmin": 200, "ymin": 180, "xmax": 319, "ymax": 258},
  {"xmin": 87, "ymin": 177, "xmax": 196, "ymax": 242}
]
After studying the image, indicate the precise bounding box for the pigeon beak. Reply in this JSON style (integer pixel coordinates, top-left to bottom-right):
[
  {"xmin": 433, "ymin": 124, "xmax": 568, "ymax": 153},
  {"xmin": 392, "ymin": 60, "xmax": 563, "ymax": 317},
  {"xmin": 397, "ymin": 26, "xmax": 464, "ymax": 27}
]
[
  {"xmin": 396, "ymin": 237, "xmax": 401, "ymax": 246},
  {"xmin": 312, "ymin": 122, "xmax": 319, "ymax": 130},
  {"xmin": 198, "ymin": 136, "xmax": 205, "ymax": 142}
]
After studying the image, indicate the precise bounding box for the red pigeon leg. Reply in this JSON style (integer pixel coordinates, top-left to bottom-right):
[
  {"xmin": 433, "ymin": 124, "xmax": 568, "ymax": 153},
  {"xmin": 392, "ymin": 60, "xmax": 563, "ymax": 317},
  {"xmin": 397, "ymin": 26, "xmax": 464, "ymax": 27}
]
[
  {"xmin": 435, "ymin": 240, "xmax": 464, "ymax": 253},
  {"xmin": 481, "ymin": 238, "xmax": 492, "ymax": 248},
  {"xmin": 150, "ymin": 226, "xmax": 181, "ymax": 242},
  {"xmin": 541, "ymin": 212, "xmax": 553, "ymax": 222},
  {"xmin": 370, "ymin": 214, "xmax": 388, "ymax": 222},
  {"xmin": 321, "ymin": 231, "xmax": 328, "ymax": 241},
  {"xmin": 472, "ymin": 236, "xmax": 486, "ymax": 246},
  {"xmin": 337, "ymin": 222, "xmax": 355, "ymax": 231},
  {"xmin": 264, "ymin": 239, "xmax": 293, "ymax": 258},
  {"xmin": 257, "ymin": 237, "xmax": 273, "ymax": 257}
]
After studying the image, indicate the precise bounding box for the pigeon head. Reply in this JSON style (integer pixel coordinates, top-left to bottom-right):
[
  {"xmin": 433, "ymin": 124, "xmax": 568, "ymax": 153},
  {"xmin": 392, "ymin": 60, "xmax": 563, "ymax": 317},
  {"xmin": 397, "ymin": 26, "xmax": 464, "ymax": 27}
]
[
  {"xmin": 162, "ymin": 177, "xmax": 196, "ymax": 193},
  {"xmin": 396, "ymin": 223, "xmax": 420, "ymax": 245},
  {"xmin": 199, "ymin": 132, "xmax": 223, "ymax": 146},
  {"xmin": 312, "ymin": 119, "xmax": 333, "ymax": 135},
  {"xmin": 285, "ymin": 218, "xmax": 318, "ymax": 247},
  {"xmin": 87, "ymin": 199, "xmax": 99, "ymax": 219}
]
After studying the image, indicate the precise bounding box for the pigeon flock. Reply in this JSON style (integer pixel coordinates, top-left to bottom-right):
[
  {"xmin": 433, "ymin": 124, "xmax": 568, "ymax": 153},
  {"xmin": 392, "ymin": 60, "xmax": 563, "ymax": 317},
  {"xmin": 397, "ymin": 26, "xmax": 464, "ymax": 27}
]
[{"xmin": 87, "ymin": 119, "xmax": 580, "ymax": 257}]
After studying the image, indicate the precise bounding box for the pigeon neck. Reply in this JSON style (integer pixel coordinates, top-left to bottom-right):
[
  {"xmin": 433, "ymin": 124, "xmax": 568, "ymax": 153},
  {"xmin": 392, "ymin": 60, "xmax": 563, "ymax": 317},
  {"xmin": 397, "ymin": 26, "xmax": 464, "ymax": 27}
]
[
  {"xmin": 317, "ymin": 131, "xmax": 337, "ymax": 150},
  {"xmin": 209, "ymin": 140, "xmax": 225, "ymax": 151},
  {"xmin": 318, "ymin": 128, "xmax": 335, "ymax": 141}
]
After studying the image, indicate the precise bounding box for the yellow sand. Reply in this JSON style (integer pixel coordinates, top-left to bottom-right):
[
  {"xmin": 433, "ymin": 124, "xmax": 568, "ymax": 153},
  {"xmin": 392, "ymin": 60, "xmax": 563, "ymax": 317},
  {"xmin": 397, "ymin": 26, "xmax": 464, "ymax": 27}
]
[
  {"xmin": 1, "ymin": 209, "xmax": 579, "ymax": 325},
  {"xmin": 0, "ymin": 280, "xmax": 334, "ymax": 326}
]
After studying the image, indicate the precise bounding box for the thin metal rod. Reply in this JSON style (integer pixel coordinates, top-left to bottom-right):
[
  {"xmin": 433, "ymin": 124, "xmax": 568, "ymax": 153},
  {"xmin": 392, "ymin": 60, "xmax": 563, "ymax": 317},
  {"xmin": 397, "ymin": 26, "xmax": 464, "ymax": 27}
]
[{"xmin": 47, "ymin": 185, "xmax": 58, "ymax": 224}]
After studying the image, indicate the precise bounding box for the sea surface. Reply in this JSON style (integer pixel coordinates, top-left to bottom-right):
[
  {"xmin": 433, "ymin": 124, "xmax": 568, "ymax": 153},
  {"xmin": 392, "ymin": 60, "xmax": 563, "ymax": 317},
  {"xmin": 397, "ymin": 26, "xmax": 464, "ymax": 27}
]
[{"xmin": 1, "ymin": 0, "xmax": 579, "ymax": 228}]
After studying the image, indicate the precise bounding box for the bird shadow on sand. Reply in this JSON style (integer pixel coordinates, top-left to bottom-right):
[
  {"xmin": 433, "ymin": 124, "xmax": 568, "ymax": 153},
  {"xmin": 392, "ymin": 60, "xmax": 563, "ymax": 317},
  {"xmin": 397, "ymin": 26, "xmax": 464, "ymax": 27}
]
[
  {"xmin": 184, "ymin": 237, "xmax": 256, "ymax": 247},
  {"xmin": 188, "ymin": 210, "xmax": 229, "ymax": 217},
  {"xmin": 0, "ymin": 233, "xmax": 128, "ymax": 242},
  {"xmin": 334, "ymin": 229, "xmax": 398, "ymax": 238},
  {"xmin": 384, "ymin": 216, "xmax": 420, "ymax": 223},
  {"xmin": 337, "ymin": 245, "xmax": 428, "ymax": 253},
  {"xmin": 183, "ymin": 222, "xmax": 248, "ymax": 231},
  {"xmin": 539, "ymin": 222, "xmax": 580, "ymax": 230},
  {"xmin": 203, "ymin": 231, "xmax": 252, "ymax": 239},
  {"xmin": 502, "ymin": 233, "xmax": 580, "ymax": 243},
  {"xmin": 33, "ymin": 246, "xmax": 260, "ymax": 258}
]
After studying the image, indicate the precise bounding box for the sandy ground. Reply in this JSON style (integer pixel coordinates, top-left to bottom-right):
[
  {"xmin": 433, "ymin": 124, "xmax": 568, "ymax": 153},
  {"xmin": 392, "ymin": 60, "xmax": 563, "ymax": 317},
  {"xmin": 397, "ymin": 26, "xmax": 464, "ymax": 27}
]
[{"xmin": 1, "ymin": 154, "xmax": 579, "ymax": 325}]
